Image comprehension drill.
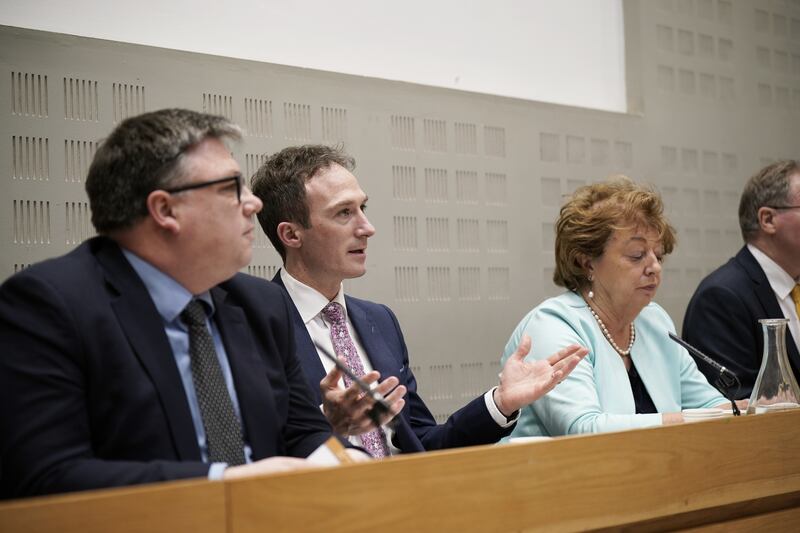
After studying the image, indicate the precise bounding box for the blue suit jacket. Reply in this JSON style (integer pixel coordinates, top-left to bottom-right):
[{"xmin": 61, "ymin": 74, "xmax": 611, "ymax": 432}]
[
  {"xmin": 683, "ymin": 246, "xmax": 800, "ymax": 398},
  {"xmin": 0, "ymin": 238, "xmax": 333, "ymax": 499},
  {"xmin": 273, "ymin": 272, "xmax": 512, "ymax": 452}
]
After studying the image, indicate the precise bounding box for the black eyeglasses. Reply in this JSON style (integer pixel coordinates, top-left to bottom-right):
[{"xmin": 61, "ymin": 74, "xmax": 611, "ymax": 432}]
[
  {"xmin": 164, "ymin": 175, "xmax": 243, "ymax": 203},
  {"xmin": 765, "ymin": 205, "xmax": 800, "ymax": 210}
]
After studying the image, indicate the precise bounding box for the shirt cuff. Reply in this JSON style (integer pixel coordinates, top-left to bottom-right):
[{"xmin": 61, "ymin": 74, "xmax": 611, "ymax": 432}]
[
  {"xmin": 208, "ymin": 462, "xmax": 228, "ymax": 481},
  {"xmin": 484, "ymin": 387, "xmax": 520, "ymax": 428}
]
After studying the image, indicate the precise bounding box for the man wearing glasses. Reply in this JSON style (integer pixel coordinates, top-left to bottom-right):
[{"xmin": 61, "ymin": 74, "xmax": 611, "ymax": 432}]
[
  {"xmin": 0, "ymin": 109, "xmax": 337, "ymax": 499},
  {"xmin": 684, "ymin": 160, "xmax": 800, "ymax": 397}
]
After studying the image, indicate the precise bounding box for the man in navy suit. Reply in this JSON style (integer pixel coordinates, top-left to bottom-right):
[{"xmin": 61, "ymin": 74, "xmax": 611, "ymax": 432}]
[
  {"xmin": 684, "ymin": 160, "xmax": 800, "ymax": 397},
  {"xmin": 251, "ymin": 145, "xmax": 585, "ymax": 453},
  {"xmin": 0, "ymin": 110, "xmax": 336, "ymax": 499}
]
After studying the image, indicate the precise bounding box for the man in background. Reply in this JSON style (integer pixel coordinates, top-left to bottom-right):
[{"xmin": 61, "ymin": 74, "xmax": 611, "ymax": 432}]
[
  {"xmin": 0, "ymin": 109, "xmax": 336, "ymax": 499},
  {"xmin": 251, "ymin": 144, "xmax": 586, "ymax": 455},
  {"xmin": 684, "ymin": 160, "xmax": 800, "ymax": 397}
]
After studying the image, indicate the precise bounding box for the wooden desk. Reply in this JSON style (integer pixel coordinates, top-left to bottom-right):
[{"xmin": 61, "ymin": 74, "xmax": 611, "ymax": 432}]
[{"xmin": 2, "ymin": 410, "xmax": 799, "ymax": 532}]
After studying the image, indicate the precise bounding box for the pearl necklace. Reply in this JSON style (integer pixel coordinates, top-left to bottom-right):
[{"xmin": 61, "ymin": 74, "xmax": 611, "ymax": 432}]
[{"xmin": 586, "ymin": 301, "xmax": 636, "ymax": 357}]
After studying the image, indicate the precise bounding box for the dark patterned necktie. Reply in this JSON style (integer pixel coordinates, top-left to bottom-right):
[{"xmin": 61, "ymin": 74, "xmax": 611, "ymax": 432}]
[
  {"xmin": 322, "ymin": 302, "xmax": 389, "ymax": 458},
  {"xmin": 181, "ymin": 300, "xmax": 246, "ymax": 465}
]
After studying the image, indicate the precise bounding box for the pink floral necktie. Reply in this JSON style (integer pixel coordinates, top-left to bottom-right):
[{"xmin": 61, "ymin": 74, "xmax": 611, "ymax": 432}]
[{"xmin": 322, "ymin": 302, "xmax": 389, "ymax": 458}]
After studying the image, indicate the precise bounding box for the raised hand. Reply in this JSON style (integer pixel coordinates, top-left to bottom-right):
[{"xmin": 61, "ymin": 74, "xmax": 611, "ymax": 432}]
[{"xmin": 494, "ymin": 335, "xmax": 588, "ymax": 417}]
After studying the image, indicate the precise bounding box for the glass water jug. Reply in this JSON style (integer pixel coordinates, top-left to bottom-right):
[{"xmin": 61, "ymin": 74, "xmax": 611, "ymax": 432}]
[{"xmin": 746, "ymin": 318, "xmax": 800, "ymax": 414}]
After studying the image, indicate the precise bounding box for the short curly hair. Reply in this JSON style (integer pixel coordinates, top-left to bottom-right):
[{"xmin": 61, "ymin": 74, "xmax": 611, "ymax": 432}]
[{"xmin": 553, "ymin": 176, "xmax": 676, "ymax": 291}]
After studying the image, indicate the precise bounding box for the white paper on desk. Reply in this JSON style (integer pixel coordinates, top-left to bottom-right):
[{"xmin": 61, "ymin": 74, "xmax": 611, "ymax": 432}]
[{"xmin": 306, "ymin": 441, "xmax": 342, "ymax": 467}]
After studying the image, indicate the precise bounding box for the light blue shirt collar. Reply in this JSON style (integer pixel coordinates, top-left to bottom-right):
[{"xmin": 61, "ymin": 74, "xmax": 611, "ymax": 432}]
[{"xmin": 121, "ymin": 248, "xmax": 214, "ymax": 323}]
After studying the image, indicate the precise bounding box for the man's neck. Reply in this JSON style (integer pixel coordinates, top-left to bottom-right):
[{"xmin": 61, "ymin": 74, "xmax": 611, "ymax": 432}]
[
  {"xmin": 114, "ymin": 228, "xmax": 214, "ymax": 295},
  {"xmin": 749, "ymin": 237, "xmax": 800, "ymax": 280},
  {"xmin": 282, "ymin": 260, "xmax": 342, "ymax": 301}
]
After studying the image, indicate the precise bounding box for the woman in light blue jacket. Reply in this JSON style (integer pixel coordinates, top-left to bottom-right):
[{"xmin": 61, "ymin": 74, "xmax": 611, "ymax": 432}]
[{"xmin": 504, "ymin": 178, "xmax": 728, "ymax": 437}]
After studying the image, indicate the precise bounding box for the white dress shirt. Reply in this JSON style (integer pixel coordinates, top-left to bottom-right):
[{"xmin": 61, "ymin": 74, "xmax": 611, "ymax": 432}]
[{"xmin": 748, "ymin": 244, "xmax": 800, "ymax": 354}]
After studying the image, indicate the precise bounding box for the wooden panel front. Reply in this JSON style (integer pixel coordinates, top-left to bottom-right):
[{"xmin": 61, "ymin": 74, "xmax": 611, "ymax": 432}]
[
  {"xmin": 227, "ymin": 411, "xmax": 800, "ymax": 532},
  {"xmin": 0, "ymin": 478, "xmax": 224, "ymax": 533},
  {"xmin": 2, "ymin": 411, "xmax": 798, "ymax": 533}
]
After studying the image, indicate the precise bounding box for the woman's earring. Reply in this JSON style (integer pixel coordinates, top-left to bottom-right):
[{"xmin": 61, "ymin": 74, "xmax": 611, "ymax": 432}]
[{"xmin": 587, "ymin": 273, "xmax": 594, "ymax": 299}]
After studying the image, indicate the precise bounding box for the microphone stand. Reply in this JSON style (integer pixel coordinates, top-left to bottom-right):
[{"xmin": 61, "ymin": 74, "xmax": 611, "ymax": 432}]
[
  {"xmin": 709, "ymin": 372, "xmax": 741, "ymax": 417},
  {"xmin": 668, "ymin": 332, "xmax": 741, "ymax": 416}
]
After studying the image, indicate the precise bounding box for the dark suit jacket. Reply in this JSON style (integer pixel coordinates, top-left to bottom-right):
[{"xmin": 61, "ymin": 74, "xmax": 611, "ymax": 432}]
[
  {"xmin": 272, "ymin": 271, "xmax": 512, "ymax": 453},
  {"xmin": 0, "ymin": 237, "xmax": 333, "ymax": 499},
  {"xmin": 683, "ymin": 246, "xmax": 800, "ymax": 398}
]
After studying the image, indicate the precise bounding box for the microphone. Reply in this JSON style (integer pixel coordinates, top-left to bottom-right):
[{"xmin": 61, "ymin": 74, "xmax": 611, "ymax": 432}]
[
  {"xmin": 319, "ymin": 349, "xmax": 398, "ymax": 429},
  {"xmin": 668, "ymin": 332, "xmax": 741, "ymax": 416}
]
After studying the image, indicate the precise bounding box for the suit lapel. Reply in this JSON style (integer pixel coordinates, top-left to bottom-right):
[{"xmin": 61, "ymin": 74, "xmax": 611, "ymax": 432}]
[
  {"xmin": 737, "ymin": 246, "xmax": 800, "ymax": 370},
  {"xmin": 346, "ymin": 297, "xmax": 420, "ymax": 451},
  {"xmin": 346, "ymin": 298, "xmax": 398, "ymax": 379},
  {"xmin": 95, "ymin": 239, "xmax": 200, "ymax": 461},
  {"xmin": 272, "ymin": 271, "xmax": 326, "ymax": 404},
  {"xmin": 211, "ymin": 286, "xmax": 278, "ymax": 459},
  {"xmin": 738, "ymin": 247, "xmax": 785, "ymax": 317}
]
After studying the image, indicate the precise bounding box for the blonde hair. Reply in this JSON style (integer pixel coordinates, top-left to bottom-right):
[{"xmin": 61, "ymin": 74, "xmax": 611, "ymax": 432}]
[{"xmin": 553, "ymin": 176, "xmax": 676, "ymax": 290}]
